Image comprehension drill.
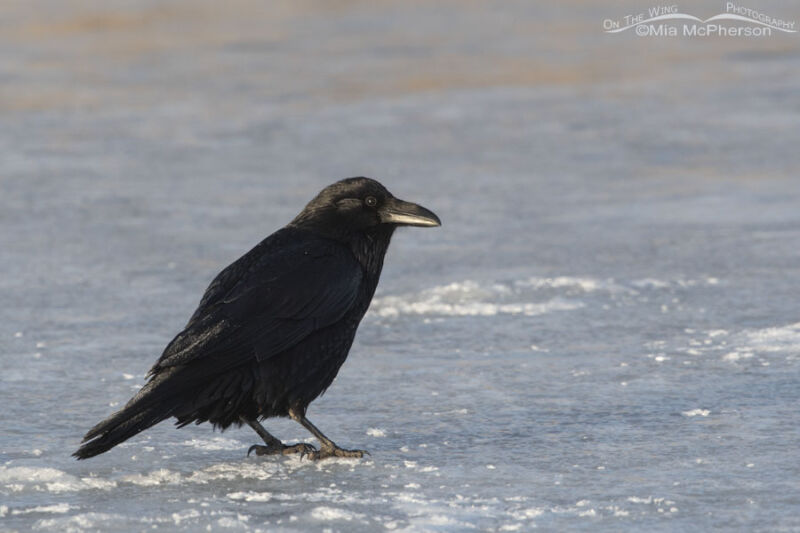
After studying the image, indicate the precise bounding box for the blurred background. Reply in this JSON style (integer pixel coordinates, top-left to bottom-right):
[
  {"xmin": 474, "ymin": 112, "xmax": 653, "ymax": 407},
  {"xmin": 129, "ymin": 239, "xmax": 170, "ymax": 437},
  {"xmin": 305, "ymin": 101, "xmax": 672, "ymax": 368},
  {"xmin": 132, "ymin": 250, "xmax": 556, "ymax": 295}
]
[{"xmin": 1, "ymin": 1, "xmax": 799, "ymax": 531}]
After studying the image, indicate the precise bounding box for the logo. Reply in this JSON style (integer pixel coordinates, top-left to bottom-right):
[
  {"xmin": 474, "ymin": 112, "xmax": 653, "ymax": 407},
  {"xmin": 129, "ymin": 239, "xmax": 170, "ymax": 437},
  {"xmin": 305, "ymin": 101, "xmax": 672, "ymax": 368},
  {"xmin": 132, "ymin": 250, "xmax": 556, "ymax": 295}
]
[{"xmin": 603, "ymin": 2, "xmax": 796, "ymax": 37}]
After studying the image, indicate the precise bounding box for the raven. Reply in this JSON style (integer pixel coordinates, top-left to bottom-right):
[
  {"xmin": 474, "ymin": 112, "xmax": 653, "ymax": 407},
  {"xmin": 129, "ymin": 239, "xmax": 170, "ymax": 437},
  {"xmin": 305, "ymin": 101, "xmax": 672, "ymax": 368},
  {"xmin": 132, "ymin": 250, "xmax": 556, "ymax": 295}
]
[{"xmin": 74, "ymin": 177, "xmax": 440, "ymax": 460}]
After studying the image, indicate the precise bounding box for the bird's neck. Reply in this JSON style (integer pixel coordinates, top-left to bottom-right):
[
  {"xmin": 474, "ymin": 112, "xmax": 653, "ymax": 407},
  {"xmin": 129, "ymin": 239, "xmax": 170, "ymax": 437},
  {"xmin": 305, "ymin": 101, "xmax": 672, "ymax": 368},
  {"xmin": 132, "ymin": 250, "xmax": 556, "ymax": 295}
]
[
  {"xmin": 350, "ymin": 225, "xmax": 395, "ymax": 279},
  {"xmin": 290, "ymin": 221, "xmax": 394, "ymax": 279}
]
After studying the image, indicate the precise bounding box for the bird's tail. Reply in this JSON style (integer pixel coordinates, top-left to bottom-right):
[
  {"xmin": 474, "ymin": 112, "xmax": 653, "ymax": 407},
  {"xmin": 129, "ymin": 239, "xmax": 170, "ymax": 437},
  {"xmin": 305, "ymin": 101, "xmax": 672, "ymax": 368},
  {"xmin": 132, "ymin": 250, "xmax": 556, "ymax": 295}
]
[{"xmin": 73, "ymin": 373, "xmax": 177, "ymax": 460}]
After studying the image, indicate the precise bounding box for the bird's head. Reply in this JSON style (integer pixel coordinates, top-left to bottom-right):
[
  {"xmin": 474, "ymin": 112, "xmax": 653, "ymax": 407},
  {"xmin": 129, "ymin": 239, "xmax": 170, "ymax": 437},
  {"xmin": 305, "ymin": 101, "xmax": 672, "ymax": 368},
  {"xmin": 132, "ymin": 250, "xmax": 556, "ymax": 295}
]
[{"xmin": 292, "ymin": 177, "xmax": 441, "ymax": 238}]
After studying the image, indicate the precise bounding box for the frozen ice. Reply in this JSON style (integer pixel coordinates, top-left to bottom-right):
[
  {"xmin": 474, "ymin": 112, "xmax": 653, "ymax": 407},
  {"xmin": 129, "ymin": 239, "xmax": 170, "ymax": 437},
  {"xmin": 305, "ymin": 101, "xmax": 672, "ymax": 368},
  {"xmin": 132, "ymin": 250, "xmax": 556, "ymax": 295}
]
[
  {"xmin": 681, "ymin": 409, "xmax": 711, "ymax": 417},
  {"xmin": 2, "ymin": 1, "xmax": 800, "ymax": 531},
  {"xmin": 371, "ymin": 280, "xmax": 585, "ymax": 318}
]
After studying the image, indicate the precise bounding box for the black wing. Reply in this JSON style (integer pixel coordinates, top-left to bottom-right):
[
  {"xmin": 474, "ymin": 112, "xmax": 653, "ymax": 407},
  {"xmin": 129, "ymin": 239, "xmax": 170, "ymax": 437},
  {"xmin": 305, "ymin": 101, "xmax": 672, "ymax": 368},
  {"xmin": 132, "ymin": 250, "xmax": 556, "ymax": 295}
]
[{"xmin": 149, "ymin": 231, "xmax": 362, "ymax": 376}]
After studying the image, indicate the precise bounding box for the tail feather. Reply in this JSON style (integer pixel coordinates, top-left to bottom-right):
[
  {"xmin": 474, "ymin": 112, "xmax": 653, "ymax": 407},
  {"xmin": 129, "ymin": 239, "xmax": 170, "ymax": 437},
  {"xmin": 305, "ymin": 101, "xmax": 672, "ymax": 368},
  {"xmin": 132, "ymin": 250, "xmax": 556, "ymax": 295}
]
[
  {"xmin": 73, "ymin": 371, "xmax": 179, "ymax": 460},
  {"xmin": 74, "ymin": 362, "xmax": 251, "ymax": 459},
  {"xmin": 73, "ymin": 404, "xmax": 173, "ymax": 460}
]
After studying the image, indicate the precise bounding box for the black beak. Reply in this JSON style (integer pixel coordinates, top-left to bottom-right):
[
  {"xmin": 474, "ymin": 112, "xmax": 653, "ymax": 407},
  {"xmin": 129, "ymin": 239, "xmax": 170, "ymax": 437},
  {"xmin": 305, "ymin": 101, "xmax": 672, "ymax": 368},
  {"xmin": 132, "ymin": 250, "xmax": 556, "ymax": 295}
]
[{"xmin": 379, "ymin": 197, "xmax": 441, "ymax": 227}]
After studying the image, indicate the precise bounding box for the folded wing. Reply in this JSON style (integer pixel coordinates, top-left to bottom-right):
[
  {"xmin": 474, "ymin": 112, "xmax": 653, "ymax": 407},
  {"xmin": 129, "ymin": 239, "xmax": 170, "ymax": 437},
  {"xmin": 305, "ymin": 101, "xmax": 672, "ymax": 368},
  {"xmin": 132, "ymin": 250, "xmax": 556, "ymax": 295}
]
[{"xmin": 151, "ymin": 234, "xmax": 363, "ymax": 376}]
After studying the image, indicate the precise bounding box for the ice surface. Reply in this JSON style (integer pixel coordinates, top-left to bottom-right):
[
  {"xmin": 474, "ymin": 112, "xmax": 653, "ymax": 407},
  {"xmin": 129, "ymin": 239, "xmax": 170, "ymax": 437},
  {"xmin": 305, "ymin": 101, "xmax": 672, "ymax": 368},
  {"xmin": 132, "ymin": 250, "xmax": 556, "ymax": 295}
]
[
  {"xmin": 371, "ymin": 279, "xmax": 585, "ymax": 317},
  {"xmin": 2, "ymin": 0, "xmax": 800, "ymax": 531},
  {"xmin": 681, "ymin": 409, "xmax": 710, "ymax": 417}
]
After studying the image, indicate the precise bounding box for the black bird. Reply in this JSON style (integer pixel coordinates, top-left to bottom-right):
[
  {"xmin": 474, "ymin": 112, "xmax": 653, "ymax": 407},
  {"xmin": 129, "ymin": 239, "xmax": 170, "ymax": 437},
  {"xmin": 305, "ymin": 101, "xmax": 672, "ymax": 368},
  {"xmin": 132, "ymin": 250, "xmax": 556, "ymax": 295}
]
[{"xmin": 74, "ymin": 177, "xmax": 440, "ymax": 460}]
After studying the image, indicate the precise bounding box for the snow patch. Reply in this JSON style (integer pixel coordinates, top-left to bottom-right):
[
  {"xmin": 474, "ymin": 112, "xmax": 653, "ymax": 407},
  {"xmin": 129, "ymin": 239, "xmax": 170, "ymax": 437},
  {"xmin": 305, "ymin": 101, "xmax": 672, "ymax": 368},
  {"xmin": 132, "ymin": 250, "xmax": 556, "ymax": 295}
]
[
  {"xmin": 723, "ymin": 351, "xmax": 754, "ymax": 362},
  {"xmin": 35, "ymin": 512, "xmax": 124, "ymax": 531},
  {"xmin": 181, "ymin": 436, "xmax": 244, "ymax": 451},
  {"xmin": 171, "ymin": 509, "xmax": 200, "ymax": 525},
  {"xmin": 0, "ymin": 466, "xmax": 116, "ymax": 493},
  {"xmin": 741, "ymin": 322, "xmax": 800, "ymax": 355},
  {"xmin": 310, "ymin": 506, "xmax": 365, "ymax": 521},
  {"xmin": 515, "ymin": 276, "xmax": 615, "ymax": 292},
  {"xmin": 227, "ymin": 491, "xmax": 273, "ymax": 502},
  {"xmin": 370, "ymin": 280, "xmax": 584, "ymax": 318},
  {"xmin": 11, "ymin": 503, "xmax": 74, "ymax": 515},
  {"xmin": 121, "ymin": 468, "xmax": 182, "ymax": 487},
  {"xmin": 119, "ymin": 462, "xmax": 280, "ymax": 488},
  {"xmin": 513, "ymin": 508, "xmax": 544, "ymax": 519},
  {"xmin": 627, "ymin": 496, "xmax": 676, "ymax": 507}
]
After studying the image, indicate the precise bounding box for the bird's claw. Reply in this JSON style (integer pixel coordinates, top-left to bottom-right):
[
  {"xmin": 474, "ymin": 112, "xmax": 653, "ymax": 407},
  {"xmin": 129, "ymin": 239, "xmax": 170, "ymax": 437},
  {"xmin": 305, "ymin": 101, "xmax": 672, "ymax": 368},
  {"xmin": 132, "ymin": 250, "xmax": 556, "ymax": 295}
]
[
  {"xmin": 247, "ymin": 442, "xmax": 317, "ymax": 457},
  {"xmin": 303, "ymin": 445, "xmax": 370, "ymax": 461},
  {"xmin": 285, "ymin": 443, "xmax": 317, "ymax": 457}
]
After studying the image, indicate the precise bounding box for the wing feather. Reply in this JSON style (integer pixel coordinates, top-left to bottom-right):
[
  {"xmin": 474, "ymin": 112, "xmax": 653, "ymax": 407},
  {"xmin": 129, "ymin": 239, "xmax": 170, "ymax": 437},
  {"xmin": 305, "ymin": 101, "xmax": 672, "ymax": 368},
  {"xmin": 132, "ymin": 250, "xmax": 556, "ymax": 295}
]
[{"xmin": 149, "ymin": 234, "xmax": 361, "ymax": 376}]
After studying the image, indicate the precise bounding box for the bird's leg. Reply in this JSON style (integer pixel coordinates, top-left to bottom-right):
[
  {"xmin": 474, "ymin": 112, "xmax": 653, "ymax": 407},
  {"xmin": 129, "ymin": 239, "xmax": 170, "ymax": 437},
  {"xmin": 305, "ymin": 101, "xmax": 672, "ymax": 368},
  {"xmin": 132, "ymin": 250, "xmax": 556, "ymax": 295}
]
[
  {"xmin": 288, "ymin": 408, "xmax": 369, "ymax": 460},
  {"xmin": 241, "ymin": 416, "xmax": 316, "ymax": 457}
]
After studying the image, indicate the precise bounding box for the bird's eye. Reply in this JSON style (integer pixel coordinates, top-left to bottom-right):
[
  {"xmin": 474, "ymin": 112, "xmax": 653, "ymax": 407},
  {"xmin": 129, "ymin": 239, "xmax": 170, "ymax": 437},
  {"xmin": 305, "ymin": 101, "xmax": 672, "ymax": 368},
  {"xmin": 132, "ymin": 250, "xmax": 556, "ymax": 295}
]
[{"xmin": 364, "ymin": 196, "xmax": 378, "ymax": 207}]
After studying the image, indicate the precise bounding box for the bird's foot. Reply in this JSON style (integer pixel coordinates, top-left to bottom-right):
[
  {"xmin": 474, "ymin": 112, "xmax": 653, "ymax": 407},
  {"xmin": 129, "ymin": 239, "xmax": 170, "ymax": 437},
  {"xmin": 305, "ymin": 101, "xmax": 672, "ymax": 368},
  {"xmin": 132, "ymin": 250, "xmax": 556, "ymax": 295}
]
[
  {"xmin": 247, "ymin": 442, "xmax": 317, "ymax": 457},
  {"xmin": 304, "ymin": 444, "xmax": 370, "ymax": 461}
]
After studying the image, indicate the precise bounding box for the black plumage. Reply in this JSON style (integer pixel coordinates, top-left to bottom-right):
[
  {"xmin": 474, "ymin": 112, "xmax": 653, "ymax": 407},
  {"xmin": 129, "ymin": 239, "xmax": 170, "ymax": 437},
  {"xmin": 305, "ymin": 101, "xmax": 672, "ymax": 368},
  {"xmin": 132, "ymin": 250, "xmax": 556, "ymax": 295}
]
[{"xmin": 74, "ymin": 177, "xmax": 440, "ymax": 460}]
